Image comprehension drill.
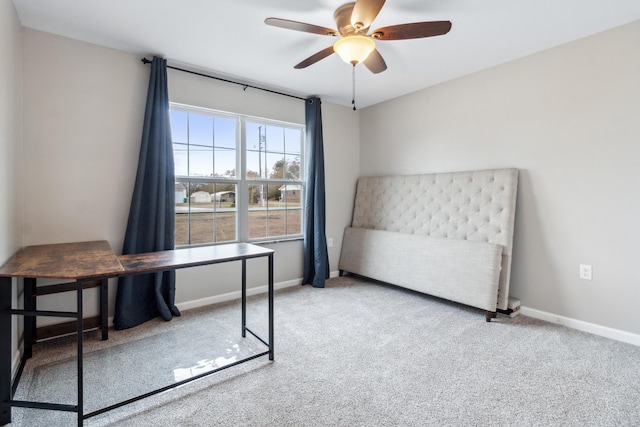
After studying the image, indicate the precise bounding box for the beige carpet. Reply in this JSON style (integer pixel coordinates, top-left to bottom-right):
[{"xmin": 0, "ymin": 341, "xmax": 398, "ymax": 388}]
[{"xmin": 11, "ymin": 276, "xmax": 640, "ymax": 426}]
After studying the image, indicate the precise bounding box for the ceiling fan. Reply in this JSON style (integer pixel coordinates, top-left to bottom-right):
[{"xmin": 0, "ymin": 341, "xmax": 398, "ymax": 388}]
[{"xmin": 265, "ymin": 0, "xmax": 452, "ymax": 74}]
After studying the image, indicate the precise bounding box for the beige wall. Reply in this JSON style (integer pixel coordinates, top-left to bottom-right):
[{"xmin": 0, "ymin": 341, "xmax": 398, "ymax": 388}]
[
  {"xmin": 359, "ymin": 21, "xmax": 640, "ymax": 336},
  {"xmin": 22, "ymin": 29, "xmax": 148, "ymax": 248},
  {"xmin": 1, "ymin": 0, "xmax": 24, "ymax": 369},
  {"xmin": 0, "ymin": 0, "xmax": 23, "ymax": 260},
  {"xmin": 322, "ymin": 102, "xmax": 360, "ymax": 268},
  {"xmin": 21, "ymin": 29, "xmax": 360, "ymax": 316}
]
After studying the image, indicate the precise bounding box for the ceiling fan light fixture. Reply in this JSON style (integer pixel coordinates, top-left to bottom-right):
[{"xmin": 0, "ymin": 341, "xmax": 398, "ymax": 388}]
[{"xmin": 333, "ymin": 35, "xmax": 375, "ymax": 65}]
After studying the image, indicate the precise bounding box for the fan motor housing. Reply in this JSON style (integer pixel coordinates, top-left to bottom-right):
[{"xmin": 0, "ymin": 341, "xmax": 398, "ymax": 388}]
[{"xmin": 335, "ymin": 3, "xmax": 362, "ymax": 35}]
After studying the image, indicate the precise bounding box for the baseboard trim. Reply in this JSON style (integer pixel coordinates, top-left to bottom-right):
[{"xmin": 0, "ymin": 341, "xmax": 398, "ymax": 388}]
[
  {"xmin": 176, "ymin": 277, "xmax": 302, "ymax": 312},
  {"xmin": 175, "ymin": 271, "xmax": 343, "ymax": 312},
  {"xmin": 521, "ymin": 306, "xmax": 640, "ymax": 347}
]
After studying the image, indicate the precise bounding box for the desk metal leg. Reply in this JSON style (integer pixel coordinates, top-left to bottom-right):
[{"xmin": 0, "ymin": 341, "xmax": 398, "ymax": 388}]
[
  {"xmin": 100, "ymin": 278, "xmax": 108, "ymax": 341},
  {"xmin": 0, "ymin": 277, "xmax": 12, "ymax": 425},
  {"xmin": 24, "ymin": 278, "xmax": 36, "ymax": 359},
  {"xmin": 241, "ymin": 259, "xmax": 246, "ymax": 338},
  {"xmin": 268, "ymin": 253, "xmax": 274, "ymax": 361},
  {"xmin": 76, "ymin": 280, "xmax": 84, "ymax": 427}
]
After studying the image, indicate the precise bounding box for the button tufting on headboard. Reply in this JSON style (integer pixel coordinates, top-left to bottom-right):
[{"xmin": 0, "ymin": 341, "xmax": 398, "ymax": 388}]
[{"xmin": 351, "ymin": 169, "xmax": 518, "ymax": 257}]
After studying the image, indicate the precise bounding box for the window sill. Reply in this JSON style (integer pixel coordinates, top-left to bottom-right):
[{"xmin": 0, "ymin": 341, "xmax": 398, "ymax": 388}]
[
  {"xmin": 249, "ymin": 236, "xmax": 304, "ymax": 245},
  {"xmin": 175, "ymin": 236, "xmax": 303, "ymax": 250}
]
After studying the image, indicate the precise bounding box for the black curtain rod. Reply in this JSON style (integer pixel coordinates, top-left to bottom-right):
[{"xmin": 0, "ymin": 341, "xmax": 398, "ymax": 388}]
[{"xmin": 141, "ymin": 57, "xmax": 307, "ymax": 101}]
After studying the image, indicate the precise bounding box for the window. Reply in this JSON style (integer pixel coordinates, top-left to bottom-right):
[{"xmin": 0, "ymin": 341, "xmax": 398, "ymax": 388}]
[{"xmin": 170, "ymin": 103, "xmax": 304, "ymax": 247}]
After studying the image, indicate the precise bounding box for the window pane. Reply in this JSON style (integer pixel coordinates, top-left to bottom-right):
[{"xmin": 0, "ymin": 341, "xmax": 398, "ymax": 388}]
[
  {"xmin": 248, "ymin": 184, "xmax": 267, "ymax": 239},
  {"xmin": 214, "ymin": 117, "xmax": 236, "ymax": 149},
  {"xmin": 213, "ymin": 183, "xmax": 237, "ymax": 242},
  {"xmin": 189, "ymin": 146, "xmax": 213, "ymax": 177},
  {"xmin": 280, "ymin": 184, "xmax": 302, "ymax": 205},
  {"xmin": 266, "ymin": 184, "xmax": 285, "ymax": 237},
  {"xmin": 245, "ymin": 121, "xmax": 303, "ymax": 182},
  {"xmin": 170, "ymin": 110, "xmax": 188, "ymax": 144},
  {"xmin": 188, "ymin": 183, "xmax": 213, "ymax": 244},
  {"xmin": 284, "ymin": 155, "xmax": 301, "ymax": 180},
  {"xmin": 215, "ymin": 210, "xmax": 236, "ymax": 241},
  {"xmin": 189, "ymin": 211, "xmax": 214, "ymax": 245},
  {"xmin": 267, "ymin": 153, "xmax": 285, "ymax": 179},
  {"xmin": 215, "ymin": 147, "xmax": 236, "ymax": 178},
  {"xmin": 188, "ymin": 113, "xmax": 214, "ymax": 147},
  {"xmin": 174, "ymin": 143, "xmax": 188, "ymax": 176},
  {"xmin": 286, "ymin": 209, "xmax": 302, "ymax": 235},
  {"xmin": 265, "ymin": 126, "xmax": 285, "ymax": 152},
  {"xmin": 248, "ymin": 183, "xmax": 267, "ymax": 208},
  {"xmin": 175, "ymin": 182, "xmax": 238, "ymax": 246},
  {"xmin": 246, "ymin": 122, "xmax": 262, "ymax": 150},
  {"xmin": 247, "ymin": 183, "xmax": 303, "ymax": 240},
  {"xmin": 248, "ymin": 210, "xmax": 267, "ymax": 239},
  {"xmin": 175, "ymin": 182, "xmax": 189, "ymax": 246},
  {"xmin": 284, "ymin": 128, "xmax": 301, "ymax": 155},
  {"xmin": 246, "ymin": 148, "xmax": 262, "ymax": 178},
  {"xmin": 171, "ymin": 109, "xmax": 189, "ymax": 177}
]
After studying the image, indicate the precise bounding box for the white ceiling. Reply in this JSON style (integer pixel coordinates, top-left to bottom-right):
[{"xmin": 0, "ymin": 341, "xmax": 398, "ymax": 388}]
[{"xmin": 12, "ymin": 0, "xmax": 640, "ymax": 108}]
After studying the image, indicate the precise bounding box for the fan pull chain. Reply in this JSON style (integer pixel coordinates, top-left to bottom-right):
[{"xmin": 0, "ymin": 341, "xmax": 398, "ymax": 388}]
[{"xmin": 352, "ymin": 64, "xmax": 357, "ymax": 111}]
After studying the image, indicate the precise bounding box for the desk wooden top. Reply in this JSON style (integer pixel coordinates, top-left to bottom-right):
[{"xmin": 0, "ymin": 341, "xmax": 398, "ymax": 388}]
[
  {"xmin": 0, "ymin": 240, "xmax": 124, "ymax": 280},
  {"xmin": 118, "ymin": 243, "xmax": 274, "ymax": 274},
  {"xmin": 0, "ymin": 241, "xmax": 273, "ymax": 280}
]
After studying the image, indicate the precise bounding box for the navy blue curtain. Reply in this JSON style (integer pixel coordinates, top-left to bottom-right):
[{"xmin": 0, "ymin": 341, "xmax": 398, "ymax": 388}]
[
  {"xmin": 302, "ymin": 97, "xmax": 330, "ymax": 288},
  {"xmin": 114, "ymin": 56, "xmax": 180, "ymax": 330}
]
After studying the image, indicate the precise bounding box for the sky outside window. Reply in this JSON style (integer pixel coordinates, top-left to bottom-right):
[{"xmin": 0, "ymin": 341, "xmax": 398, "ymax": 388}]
[{"xmin": 170, "ymin": 109, "xmax": 237, "ymax": 177}]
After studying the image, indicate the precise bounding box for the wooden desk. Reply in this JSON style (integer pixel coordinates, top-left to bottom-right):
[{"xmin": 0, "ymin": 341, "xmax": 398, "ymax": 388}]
[
  {"xmin": 0, "ymin": 241, "xmax": 274, "ymax": 426},
  {"xmin": 0, "ymin": 240, "xmax": 123, "ymax": 279}
]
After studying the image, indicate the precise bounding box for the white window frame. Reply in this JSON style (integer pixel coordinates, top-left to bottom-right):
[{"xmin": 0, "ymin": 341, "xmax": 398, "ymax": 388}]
[{"xmin": 171, "ymin": 102, "xmax": 305, "ymax": 247}]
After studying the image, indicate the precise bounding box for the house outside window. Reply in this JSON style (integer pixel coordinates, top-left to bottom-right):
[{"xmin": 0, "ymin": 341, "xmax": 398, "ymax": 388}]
[{"xmin": 170, "ymin": 103, "xmax": 304, "ymax": 247}]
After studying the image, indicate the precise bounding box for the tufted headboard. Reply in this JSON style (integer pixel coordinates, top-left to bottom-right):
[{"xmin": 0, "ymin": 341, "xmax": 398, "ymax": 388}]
[{"xmin": 350, "ymin": 168, "xmax": 518, "ymax": 309}]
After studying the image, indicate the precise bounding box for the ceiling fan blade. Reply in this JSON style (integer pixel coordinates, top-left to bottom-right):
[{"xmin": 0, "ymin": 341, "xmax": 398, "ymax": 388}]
[
  {"xmin": 372, "ymin": 21, "xmax": 452, "ymax": 40},
  {"xmin": 294, "ymin": 46, "xmax": 335, "ymax": 69},
  {"xmin": 363, "ymin": 49, "xmax": 387, "ymax": 74},
  {"xmin": 351, "ymin": 0, "xmax": 386, "ymax": 30},
  {"xmin": 265, "ymin": 17, "xmax": 337, "ymax": 36}
]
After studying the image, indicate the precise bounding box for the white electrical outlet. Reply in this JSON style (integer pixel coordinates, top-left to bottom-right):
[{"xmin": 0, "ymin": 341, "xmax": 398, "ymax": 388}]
[
  {"xmin": 579, "ymin": 264, "xmax": 592, "ymax": 280},
  {"xmin": 327, "ymin": 238, "xmax": 334, "ymax": 248}
]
